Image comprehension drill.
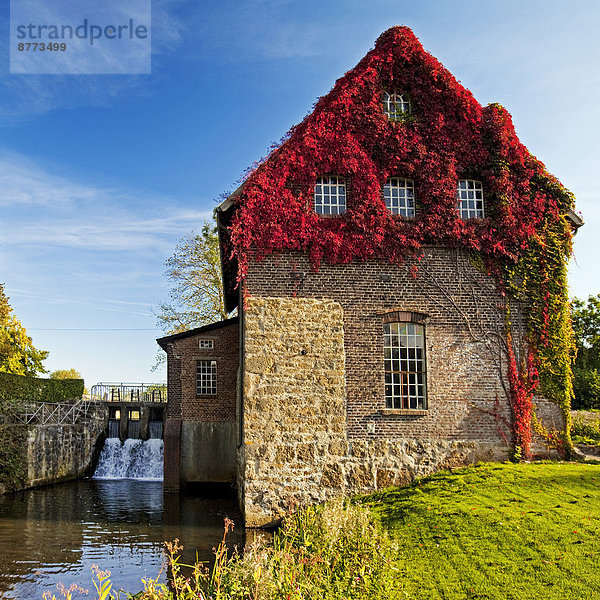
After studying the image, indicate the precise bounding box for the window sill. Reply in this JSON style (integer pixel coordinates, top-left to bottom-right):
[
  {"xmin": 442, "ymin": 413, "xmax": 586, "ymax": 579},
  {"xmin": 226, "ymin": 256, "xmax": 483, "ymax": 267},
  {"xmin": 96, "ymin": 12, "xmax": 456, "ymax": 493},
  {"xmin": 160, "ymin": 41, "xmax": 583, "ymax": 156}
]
[{"xmin": 380, "ymin": 409, "xmax": 428, "ymax": 416}]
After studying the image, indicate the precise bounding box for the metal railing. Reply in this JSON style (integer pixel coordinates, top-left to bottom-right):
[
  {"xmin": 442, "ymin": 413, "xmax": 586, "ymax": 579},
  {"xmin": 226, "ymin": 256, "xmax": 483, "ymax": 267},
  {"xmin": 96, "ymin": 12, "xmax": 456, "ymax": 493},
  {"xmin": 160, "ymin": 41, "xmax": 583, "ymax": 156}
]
[
  {"xmin": 16, "ymin": 399, "xmax": 99, "ymax": 426},
  {"xmin": 90, "ymin": 382, "xmax": 167, "ymax": 403}
]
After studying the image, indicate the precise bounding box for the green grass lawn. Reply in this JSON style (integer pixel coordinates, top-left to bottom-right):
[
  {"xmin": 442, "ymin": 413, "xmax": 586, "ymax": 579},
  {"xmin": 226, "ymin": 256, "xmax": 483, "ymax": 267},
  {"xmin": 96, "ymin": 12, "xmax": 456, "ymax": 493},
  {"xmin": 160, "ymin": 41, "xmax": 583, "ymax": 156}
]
[{"xmin": 365, "ymin": 462, "xmax": 600, "ymax": 600}]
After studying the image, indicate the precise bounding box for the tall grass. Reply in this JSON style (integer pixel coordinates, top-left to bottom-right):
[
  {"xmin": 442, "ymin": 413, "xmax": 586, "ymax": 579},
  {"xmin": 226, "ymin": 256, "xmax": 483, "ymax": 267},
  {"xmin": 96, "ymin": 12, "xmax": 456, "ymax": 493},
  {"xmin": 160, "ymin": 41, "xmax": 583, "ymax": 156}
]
[{"xmin": 46, "ymin": 499, "xmax": 402, "ymax": 600}]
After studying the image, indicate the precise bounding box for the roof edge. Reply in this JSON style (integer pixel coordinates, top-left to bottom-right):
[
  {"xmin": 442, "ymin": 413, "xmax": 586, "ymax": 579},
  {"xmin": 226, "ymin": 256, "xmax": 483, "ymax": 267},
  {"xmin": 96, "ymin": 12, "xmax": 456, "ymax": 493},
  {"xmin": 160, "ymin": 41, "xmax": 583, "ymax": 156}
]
[{"xmin": 156, "ymin": 316, "xmax": 239, "ymax": 349}]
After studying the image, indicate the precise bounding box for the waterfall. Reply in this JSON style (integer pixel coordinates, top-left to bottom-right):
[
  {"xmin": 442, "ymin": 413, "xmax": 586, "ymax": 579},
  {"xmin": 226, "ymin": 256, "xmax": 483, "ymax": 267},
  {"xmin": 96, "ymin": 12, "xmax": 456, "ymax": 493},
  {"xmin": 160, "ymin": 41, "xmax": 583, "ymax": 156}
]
[
  {"xmin": 128, "ymin": 420, "xmax": 140, "ymax": 439},
  {"xmin": 108, "ymin": 420, "xmax": 120, "ymax": 438},
  {"xmin": 93, "ymin": 438, "xmax": 163, "ymax": 481},
  {"xmin": 149, "ymin": 421, "xmax": 163, "ymax": 439}
]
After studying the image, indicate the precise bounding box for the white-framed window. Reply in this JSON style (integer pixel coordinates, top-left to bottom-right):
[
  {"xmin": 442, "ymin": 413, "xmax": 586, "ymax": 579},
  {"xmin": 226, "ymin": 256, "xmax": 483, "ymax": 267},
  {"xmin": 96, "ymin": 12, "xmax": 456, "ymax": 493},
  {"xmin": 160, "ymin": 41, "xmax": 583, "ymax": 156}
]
[
  {"xmin": 196, "ymin": 360, "xmax": 217, "ymax": 395},
  {"xmin": 314, "ymin": 175, "xmax": 346, "ymax": 215},
  {"xmin": 198, "ymin": 339, "xmax": 214, "ymax": 349},
  {"xmin": 382, "ymin": 91, "xmax": 411, "ymax": 120},
  {"xmin": 384, "ymin": 322, "xmax": 426, "ymax": 409},
  {"xmin": 383, "ymin": 178, "xmax": 415, "ymax": 217},
  {"xmin": 457, "ymin": 179, "xmax": 484, "ymax": 219}
]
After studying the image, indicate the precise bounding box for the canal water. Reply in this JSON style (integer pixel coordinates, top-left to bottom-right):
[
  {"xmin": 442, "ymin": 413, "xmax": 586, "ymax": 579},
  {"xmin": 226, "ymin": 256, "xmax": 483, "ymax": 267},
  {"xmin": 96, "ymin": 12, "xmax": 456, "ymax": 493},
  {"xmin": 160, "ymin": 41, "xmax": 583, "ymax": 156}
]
[{"xmin": 0, "ymin": 439, "xmax": 243, "ymax": 599}]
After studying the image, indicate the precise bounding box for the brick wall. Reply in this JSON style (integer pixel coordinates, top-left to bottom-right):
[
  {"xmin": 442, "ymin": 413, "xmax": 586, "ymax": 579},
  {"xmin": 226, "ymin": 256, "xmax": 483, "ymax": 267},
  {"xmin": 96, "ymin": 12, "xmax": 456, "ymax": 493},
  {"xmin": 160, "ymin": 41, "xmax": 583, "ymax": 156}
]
[
  {"xmin": 238, "ymin": 247, "xmax": 568, "ymax": 524},
  {"xmin": 166, "ymin": 321, "xmax": 239, "ymax": 423},
  {"xmin": 244, "ymin": 247, "xmax": 518, "ymax": 443}
]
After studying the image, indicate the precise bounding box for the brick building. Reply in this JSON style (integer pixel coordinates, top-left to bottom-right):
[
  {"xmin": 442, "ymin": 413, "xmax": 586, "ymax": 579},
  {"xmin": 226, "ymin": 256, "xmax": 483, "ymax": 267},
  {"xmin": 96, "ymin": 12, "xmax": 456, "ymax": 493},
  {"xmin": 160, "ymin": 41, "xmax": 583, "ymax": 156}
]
[
  {"xmin": 159, "ymin": 27, "xmax": 580, "ymax": 526},
  {"xmin": 157, "ymin": 318, "xmax": 239, "ymax": 490}
]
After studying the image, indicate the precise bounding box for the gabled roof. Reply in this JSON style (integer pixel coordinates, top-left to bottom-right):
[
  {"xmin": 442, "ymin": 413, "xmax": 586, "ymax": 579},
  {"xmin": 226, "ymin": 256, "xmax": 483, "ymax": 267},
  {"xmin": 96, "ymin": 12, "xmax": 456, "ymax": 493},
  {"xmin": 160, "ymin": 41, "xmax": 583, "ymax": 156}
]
[
  {"xmin": 156, "ymin": 316, "xmax": 239, "ymax": 350},
  {"xmin": 217, "ymin": 26, "xmax": 579, "ymax": 312}
]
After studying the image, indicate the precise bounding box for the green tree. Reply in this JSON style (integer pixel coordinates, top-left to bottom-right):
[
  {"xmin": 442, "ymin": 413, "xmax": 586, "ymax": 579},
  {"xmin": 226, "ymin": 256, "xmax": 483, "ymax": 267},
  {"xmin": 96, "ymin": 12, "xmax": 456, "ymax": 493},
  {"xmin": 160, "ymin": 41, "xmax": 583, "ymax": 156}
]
[
  {"xmin": 153, "ymin": 220, "xmax": 231, "ymax": 370},
  {"xmin": 0, "ymin": 284, "xmax": 48, "ymax": 376},
  {"xmin": 571, "ymin": 294, "xmax": 600, "ymax": 409},
  {"xmin": 49, "ymin": 368, "xmax": 82, "ymax": 379}
]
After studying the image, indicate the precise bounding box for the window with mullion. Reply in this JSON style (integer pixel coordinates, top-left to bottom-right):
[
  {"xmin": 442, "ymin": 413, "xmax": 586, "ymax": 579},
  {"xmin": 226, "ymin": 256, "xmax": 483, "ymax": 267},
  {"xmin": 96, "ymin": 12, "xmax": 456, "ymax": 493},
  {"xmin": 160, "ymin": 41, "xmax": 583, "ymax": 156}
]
[
  {"xmin": 383, "ymin": 177, "xmax": 415, "ymax": 217},
  {"xmin": 196, "ymin": 360, "xmax": 217, "ymax": 395},
  {"xmin": 382, "ymin": 91, "xmax": 411, "ymax": 120},
  {"xmin": 457, "ymin": 179, "xmax": 484, "ymax": 219},
  {"xmin": 314, "ymin": 175, "xmax": 346, "ymax": 215},
  {"xmin": 384, "ymin": 322, "xmax": 426, "ymax": 409}
]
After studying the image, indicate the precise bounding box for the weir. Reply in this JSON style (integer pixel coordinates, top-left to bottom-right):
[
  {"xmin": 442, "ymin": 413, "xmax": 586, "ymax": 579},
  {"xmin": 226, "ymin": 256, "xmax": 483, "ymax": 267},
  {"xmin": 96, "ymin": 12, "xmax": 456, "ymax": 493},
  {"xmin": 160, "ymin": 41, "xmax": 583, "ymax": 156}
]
[
  {"xmin": 92, "ymin": 382, "xmax": 167, "ymax": 443},
  {"xmin": 94, "ymin": 438, "xmax": 164, "ymax": 480},
  {"xmin": 90, "ymin": 382, "xmax": 167, "ymax": 481}
]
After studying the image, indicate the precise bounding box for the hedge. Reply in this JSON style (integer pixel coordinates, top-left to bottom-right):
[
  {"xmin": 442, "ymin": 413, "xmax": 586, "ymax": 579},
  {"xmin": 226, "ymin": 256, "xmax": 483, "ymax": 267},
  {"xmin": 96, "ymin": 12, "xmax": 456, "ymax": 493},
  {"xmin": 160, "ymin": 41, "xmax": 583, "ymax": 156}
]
[{"xmin": 0, "ymin": 372, "xmax": 84, "ymax": 405}]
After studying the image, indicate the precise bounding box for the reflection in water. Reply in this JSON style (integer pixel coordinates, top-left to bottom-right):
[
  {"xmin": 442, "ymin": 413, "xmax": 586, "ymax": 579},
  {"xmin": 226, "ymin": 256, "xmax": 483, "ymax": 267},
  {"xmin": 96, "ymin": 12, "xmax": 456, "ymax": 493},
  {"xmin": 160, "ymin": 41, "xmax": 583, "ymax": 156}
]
[{"xmin": 0, "ymin": 480, "xmax": 242, "ymax": 599}]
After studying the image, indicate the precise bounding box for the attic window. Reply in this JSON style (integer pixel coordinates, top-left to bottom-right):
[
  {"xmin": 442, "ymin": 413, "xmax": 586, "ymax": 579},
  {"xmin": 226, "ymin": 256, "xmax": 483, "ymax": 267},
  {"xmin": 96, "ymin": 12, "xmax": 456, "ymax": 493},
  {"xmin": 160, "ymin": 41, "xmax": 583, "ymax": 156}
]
[
  {"xmin": 382, "ymin": 91, "xmax": 411, "ymax": 120},
  {"xmin": 457, "ymin": 180, "xmax": 484, "ymax": 219},
  {"xmin": 314, "ymin": 176, "xmax": 346, "ymax": 215},
  {"xmin": 384, "ymin": 178, "xmax": 415, "ymax": 217}
]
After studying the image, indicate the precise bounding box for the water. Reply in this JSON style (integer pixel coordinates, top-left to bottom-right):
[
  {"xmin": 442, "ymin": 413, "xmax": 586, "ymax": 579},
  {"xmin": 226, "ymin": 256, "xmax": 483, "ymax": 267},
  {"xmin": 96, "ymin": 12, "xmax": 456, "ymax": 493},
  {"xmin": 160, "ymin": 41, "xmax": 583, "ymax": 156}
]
[
  {"xmin": 0, "ymin": 437, "xmax": 243, "ymax": 599},
  {"xmin": 127, "ymin": 420, "xmax": 140, "ymax": 439},
  {"xmin": 94, "ymin": 438, "xmax": 163, "ymax": 480},
  {"xmin": 0, "ymin": 480, "xmax": 243, "ymax": 599}
]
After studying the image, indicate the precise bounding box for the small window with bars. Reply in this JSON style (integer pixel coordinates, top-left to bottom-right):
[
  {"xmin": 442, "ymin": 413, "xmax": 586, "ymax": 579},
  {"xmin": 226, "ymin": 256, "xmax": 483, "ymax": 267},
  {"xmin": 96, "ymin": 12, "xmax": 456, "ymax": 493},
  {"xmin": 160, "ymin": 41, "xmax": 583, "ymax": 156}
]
[
  {"xmin": 199, "ymin": 339, "xmax": 214, "ymax": 349},
  {"xmin": 382, "ymin": 91, "xmax": 411, "ymax": 120},
  {"xmin": 383, "ymin": 178, "xmax": 415, "ymax": 217},
  {"xmin": 384, "ymin": 322, "xmax": 426, "ymax": 409},
  {"xmin": 196, "ymin": 360, "xmax": 217, "ymax": 395},
  {"xmin": 314, "ymin": 175, "xmax": 346, "ymax": 215},
  {"xmin": 457, "ymin": 179, "xmax": 484, "ymax": 219}
]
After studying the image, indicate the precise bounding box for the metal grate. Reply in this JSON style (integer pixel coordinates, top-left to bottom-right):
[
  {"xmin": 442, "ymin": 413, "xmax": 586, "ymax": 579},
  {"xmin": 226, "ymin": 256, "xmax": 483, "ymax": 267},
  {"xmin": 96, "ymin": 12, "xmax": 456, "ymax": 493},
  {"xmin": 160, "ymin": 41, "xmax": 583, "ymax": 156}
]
[{"xmin": 15, "ymin": 400, "xmax": 97, "ymax": 426}]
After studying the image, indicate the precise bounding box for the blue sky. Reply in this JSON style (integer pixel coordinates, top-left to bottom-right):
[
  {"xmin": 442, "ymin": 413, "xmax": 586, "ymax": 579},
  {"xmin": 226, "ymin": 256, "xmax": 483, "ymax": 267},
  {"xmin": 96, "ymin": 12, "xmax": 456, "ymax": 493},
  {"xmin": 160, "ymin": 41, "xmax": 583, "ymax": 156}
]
[{"xmin": 1, "ymin": 0, "xmax": 598, "ymax": 388}]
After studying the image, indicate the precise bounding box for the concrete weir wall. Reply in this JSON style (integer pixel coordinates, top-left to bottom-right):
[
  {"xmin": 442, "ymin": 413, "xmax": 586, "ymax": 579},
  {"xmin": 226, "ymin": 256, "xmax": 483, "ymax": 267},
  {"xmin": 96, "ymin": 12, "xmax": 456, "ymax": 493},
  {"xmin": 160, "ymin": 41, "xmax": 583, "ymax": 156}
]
[{"xmin": 181, "ymin": 421, "xmax": 236, "ymax": 483}]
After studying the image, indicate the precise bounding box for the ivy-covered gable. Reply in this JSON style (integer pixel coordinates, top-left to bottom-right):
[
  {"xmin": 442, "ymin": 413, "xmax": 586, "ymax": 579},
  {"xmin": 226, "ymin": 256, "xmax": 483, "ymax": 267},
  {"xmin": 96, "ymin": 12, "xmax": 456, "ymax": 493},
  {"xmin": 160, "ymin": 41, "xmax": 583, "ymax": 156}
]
[{"xmin": 219, "ymin": 26, "xmax": 575, "ymax": 288}]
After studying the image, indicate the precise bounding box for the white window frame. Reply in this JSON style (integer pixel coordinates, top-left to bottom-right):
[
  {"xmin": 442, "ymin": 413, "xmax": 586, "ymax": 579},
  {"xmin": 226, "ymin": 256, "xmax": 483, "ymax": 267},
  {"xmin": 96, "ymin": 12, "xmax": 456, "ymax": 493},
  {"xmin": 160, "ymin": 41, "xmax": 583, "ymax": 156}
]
[
  {"xmin": 198, "ymin": 339, "xmax": 214, "ymax": 349},
  {"xmin": 383, "ymin": 177, "xmax": 415, "ymax": 217},
  {"xmin": 196, "ymin": 359, "xmax": 217, "ymax": 395},
  {"xmin": 457, "ymin": 179, "xmax": 484, "ymax": 219},
  {"xmin": 314, "ymin": 175, "xmax": 346, "ymax": 215},
  {"xmin": 384, "ymin": 322, "xmax": 426, "ymax": 409},
  {"xmin": 382, "ymin": 91, "xmax": 411, "ymax": 120}
]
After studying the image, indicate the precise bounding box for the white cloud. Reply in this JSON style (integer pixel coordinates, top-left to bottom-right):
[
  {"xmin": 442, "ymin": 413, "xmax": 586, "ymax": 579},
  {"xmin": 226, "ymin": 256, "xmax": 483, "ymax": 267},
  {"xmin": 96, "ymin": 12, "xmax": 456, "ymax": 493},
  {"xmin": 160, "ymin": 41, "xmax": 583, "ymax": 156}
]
[
  {"xmin": 0, "ymin": 152, "xmax": 100, "ymax": 206},
  {"xmin": 0, "ymin": 150, "xmax": 212, "ymax": 251}
]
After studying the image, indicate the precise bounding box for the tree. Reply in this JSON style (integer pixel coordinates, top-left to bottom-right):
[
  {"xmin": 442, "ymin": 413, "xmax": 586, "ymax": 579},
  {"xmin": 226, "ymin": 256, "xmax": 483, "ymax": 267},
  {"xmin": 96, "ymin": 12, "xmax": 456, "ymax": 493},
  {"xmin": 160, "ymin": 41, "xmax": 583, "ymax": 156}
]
[
  {"xmin": 571, "ymin": 294, "xmax": 600, "ymax": 409},
  {"xmin": 153, "ymin": 220, "xmax": 231, "ymax": 370},
  {"xmin": 49, "ymin": 368, "xmax": 82, "ymax": 379},
  {"xmin": 0, "ymin": 284, "xmax": 48, "ymax": 376}
]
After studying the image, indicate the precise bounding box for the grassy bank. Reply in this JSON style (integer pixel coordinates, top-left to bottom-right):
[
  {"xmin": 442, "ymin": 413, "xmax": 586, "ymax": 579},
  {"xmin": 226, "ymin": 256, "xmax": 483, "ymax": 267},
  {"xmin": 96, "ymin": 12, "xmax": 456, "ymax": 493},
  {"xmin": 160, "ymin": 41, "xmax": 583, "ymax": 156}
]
[
  {"xmin": 366, "ymin": 461, "xmax": 600, "ymax": 599},
  {"xmin": 55, "ymin": 462, "xmax": 600, "ymax": 600}
]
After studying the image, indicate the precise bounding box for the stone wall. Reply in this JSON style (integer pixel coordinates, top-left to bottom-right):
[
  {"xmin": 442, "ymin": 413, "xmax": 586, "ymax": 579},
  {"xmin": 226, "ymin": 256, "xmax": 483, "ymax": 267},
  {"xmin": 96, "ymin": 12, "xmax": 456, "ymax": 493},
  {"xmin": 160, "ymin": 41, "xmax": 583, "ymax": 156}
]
[
  {"xmin": 240, "ymin": 297, "xmax": 347, "ymax": 526},
  {"xmin": 0, "ymin": 403, "xmax": 107, "ymax": 493},
  {"xmin": 26, "ymin": 408, "xmax": 105, "ymax": 487}
]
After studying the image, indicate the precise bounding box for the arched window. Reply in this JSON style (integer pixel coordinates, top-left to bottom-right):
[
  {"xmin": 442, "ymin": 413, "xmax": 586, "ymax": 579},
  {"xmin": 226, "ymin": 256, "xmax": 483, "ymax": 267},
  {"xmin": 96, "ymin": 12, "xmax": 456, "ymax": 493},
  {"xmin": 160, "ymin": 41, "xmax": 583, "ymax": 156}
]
[
  {"xmin": 314, "ymin": 175, "xmax": 346, "ymax": 215},
  {"xmin": 383, "ymin": 177, "xmax": 415, "ymax": 217},
  {"xmin": 382, "ymin": 90, "xmax": 411, "ymax": 120},
  {"xmin": 457, "ymin": 179, "xmax": 484, "ymax": 219}
]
